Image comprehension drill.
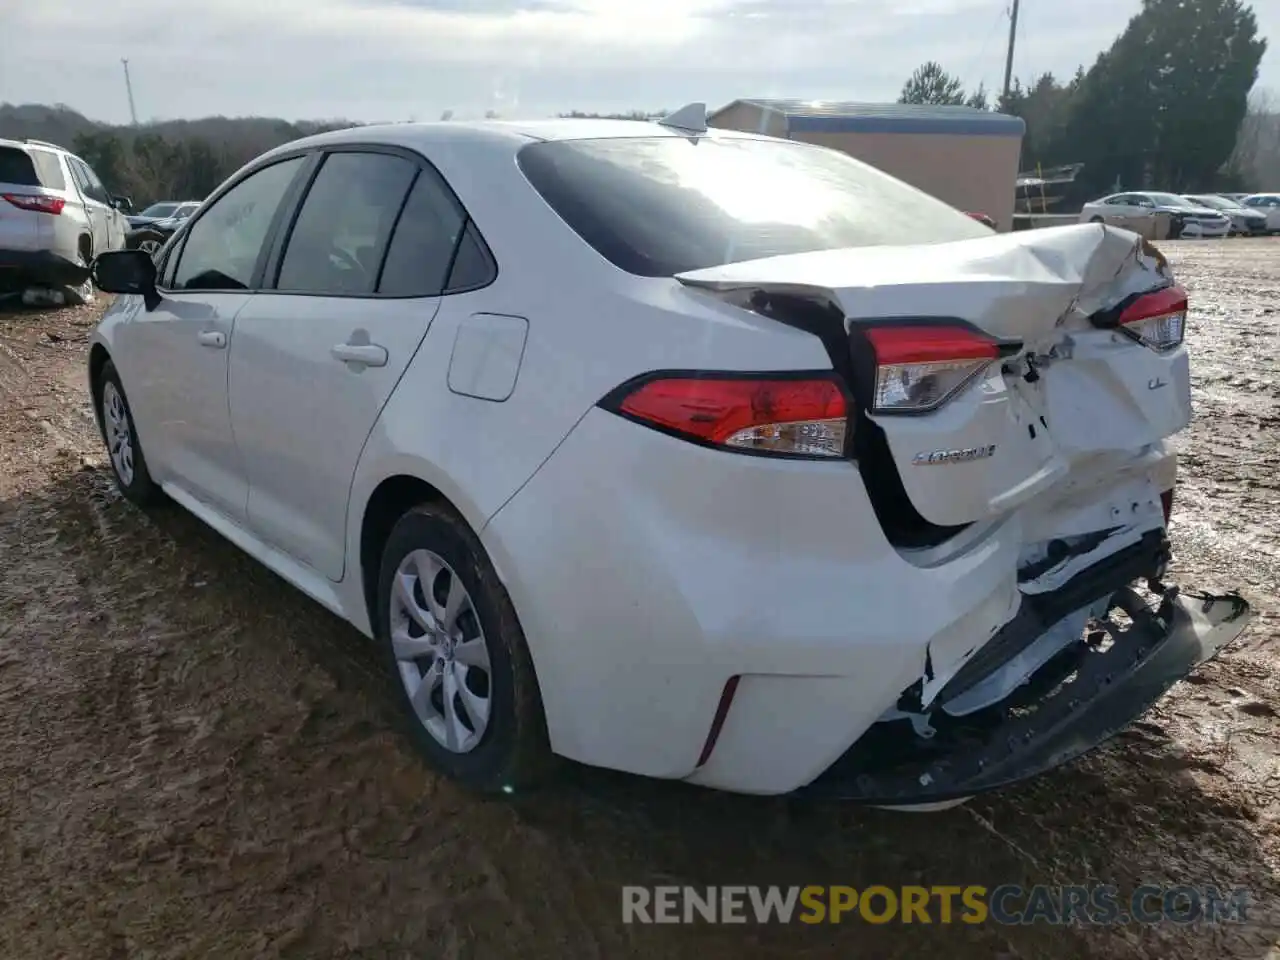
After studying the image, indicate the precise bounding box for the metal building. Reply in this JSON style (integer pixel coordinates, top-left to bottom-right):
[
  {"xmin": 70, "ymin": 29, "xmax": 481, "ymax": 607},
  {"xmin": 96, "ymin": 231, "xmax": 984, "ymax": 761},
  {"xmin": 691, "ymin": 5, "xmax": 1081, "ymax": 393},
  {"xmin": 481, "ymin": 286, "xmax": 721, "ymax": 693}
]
[{"xmin": 707, "ymin": 99, "xmax": 1026, "ymax": 231}]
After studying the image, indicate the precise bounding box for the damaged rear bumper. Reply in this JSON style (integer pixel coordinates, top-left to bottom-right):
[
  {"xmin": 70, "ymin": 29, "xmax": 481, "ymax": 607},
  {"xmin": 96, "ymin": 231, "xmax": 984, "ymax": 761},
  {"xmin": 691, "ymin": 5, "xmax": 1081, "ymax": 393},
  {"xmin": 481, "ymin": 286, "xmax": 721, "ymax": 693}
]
[{"xmin": 795, "ymin": 545, "xmax": 1251, "ymax": 804}]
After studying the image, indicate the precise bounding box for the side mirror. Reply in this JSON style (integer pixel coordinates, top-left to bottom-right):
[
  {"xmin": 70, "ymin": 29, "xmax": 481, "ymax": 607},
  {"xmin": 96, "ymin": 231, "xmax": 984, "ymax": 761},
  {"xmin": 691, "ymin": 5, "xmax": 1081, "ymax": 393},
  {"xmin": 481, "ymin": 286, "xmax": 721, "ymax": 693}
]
[
  {"xmin": 112, "ymin": 195, "xmax": 133, "ymax": 213},
  {"xmin": 92, "ymin": 249, "xmax": 161, "ymax": 309}
]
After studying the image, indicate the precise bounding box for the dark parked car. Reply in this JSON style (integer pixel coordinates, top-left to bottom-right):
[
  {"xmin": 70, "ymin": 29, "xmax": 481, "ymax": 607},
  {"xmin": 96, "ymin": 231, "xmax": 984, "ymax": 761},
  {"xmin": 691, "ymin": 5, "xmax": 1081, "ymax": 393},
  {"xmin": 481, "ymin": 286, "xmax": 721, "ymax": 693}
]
[
  {"xmin": 126, "ymin": 201, "xmax": 199, "ymax": 231},
  {"xmin": 125, "ymin": 202, "xmax": 200, "ymax": 257}
]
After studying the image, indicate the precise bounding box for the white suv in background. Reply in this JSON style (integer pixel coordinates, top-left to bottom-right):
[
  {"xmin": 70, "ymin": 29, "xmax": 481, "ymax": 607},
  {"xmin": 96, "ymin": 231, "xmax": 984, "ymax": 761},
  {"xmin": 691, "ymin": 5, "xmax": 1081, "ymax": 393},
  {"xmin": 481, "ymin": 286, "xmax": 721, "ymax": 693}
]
[{"xmin": 0, "ymin": 138, "xmax": 131, "ymax": 299}]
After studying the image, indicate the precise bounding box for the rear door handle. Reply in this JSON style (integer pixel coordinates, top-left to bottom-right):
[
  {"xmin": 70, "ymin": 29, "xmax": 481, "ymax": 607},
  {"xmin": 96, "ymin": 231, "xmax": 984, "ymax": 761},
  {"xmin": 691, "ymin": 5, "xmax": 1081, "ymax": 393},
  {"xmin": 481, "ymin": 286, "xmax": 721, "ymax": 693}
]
[
  {"xmin": 331, "ymin": 342, "xmax": 388, "ymax": 367},
  {"xmin": 197, "ymin": 330, "xmax": 226, "ymax": 349}
]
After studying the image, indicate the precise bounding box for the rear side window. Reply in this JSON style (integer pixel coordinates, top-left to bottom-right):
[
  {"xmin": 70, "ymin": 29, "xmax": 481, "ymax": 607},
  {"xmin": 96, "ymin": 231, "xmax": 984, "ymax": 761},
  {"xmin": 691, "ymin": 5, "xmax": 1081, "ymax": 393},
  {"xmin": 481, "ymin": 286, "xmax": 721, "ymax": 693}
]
[
  {"xmin": 276, "ymin": 151, "xmax": 417, "ymax": 295},
  {"xmin": 444, "ymin": 222, "xmax": 496, "ymax": 292},
  {"xmin": 29, "ymin": 150, "xmax": 66, "ymax": 190},
  {"xmin": 516, "ymin": 136, "xmax": 992, "ymax": 277},
  {"xmin": 377, "ymin": 170, "xmax": 471, "ymax": 297},
  {"xmin": 0, "ymin": 147, "xmax": 39, "ymax": 186}
]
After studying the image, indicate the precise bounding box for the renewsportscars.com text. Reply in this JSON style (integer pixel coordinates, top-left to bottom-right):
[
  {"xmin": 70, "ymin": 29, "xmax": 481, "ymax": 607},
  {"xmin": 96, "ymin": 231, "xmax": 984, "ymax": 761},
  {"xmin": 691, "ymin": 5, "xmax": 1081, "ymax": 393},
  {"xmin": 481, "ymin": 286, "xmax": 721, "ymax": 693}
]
[{"xmin": 621, "ymin": 884, "xmax": 1250, "ymax": 925}]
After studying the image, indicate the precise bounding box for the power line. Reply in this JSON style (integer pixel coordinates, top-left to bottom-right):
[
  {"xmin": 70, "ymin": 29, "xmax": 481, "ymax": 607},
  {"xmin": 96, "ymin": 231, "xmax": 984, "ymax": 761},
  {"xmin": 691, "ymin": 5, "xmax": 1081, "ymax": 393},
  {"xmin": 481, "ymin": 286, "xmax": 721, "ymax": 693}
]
[{"xmin": 964, "ymin": 0, "xmax": 1013, "ymax": 97}]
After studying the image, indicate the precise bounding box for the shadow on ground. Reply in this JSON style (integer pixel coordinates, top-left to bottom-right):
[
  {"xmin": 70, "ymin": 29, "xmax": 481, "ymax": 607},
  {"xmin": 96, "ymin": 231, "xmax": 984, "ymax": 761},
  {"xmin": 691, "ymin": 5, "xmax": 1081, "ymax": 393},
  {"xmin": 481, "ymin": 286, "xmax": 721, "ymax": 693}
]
[{"xmin": 0, "ymin": 460, "xmax": 1276, "ymax": 960}]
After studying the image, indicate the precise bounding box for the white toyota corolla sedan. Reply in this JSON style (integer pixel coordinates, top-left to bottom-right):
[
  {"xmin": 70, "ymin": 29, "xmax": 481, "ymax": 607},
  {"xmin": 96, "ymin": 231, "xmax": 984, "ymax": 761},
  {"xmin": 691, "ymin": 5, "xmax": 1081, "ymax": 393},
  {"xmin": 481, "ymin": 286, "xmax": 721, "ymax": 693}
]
[{"xmin": 86, "ymin": 110, "xmax": 1250, "ymax": 805}]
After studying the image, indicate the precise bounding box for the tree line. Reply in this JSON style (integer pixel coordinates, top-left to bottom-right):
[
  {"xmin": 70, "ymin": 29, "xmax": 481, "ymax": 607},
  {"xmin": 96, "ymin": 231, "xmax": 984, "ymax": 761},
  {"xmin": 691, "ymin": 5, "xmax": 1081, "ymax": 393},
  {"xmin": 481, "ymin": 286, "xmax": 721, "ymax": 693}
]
[
  {"xmin": 898, "ymin": 0, "xmax": 1268, "ymax": 195},
  {"xmin": 0, "ymin": 0, "xmax": 1268, "ymax": 206},
  {"xmin": 0, "ymin": 104, "xmax": 355, "ymax": 207}
]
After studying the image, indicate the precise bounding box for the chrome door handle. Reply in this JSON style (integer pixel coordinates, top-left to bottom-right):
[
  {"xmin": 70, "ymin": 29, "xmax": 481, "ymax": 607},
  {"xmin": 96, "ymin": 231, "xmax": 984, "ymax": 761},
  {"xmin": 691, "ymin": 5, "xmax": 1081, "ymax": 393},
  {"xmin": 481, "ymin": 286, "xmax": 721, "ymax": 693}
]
[
  {"xmin": 331, "ymin": 342, "xmax": 388, "ymax": 367},
  {"xmin": 197, "ymin": 330, "xmax": 226, "ymax": 349}
]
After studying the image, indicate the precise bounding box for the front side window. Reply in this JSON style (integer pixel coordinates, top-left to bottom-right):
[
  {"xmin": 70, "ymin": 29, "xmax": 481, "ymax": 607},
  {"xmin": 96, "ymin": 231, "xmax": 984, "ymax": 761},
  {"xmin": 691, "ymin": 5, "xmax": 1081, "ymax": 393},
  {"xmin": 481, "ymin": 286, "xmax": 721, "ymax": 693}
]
[
  {"xmin": 517, "ymin": 135, "xmax": 993, "ymax": 278},
  {"xmin": 72, "ymin": 159, "xmax": 111, "ymax": 204},
  {"xmin": 275, "ymin": 151, "xmax": 417, "ymax": 295},
  {"xmin": 1146, "ymin": 193, "xmax": 1193, "ymax": 208},
  {"xmin": 172, "ymin": 156, "xmax": 305, "ymax": 291}
]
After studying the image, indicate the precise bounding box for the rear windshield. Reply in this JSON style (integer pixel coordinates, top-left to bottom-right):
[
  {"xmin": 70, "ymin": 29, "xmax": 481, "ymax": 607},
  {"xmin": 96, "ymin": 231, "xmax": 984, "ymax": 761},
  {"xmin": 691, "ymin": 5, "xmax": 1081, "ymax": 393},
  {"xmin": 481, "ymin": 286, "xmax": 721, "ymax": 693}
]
[
  {"xmin": 0, "ymin": 147, "xmax": 39, "ymax": 186},
  {"xmin": 516, "ymin": 135, "xmax": 993, "ymax": 277}
]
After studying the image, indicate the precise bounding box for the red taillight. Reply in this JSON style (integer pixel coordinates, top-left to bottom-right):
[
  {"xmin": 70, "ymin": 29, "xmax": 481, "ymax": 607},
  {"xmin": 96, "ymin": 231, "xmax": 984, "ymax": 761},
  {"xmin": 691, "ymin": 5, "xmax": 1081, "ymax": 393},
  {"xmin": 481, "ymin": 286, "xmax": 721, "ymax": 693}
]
[
  {"xmin": 607, "ymin": 374, "xmax": 849, "ymax": 458},
  {"xmin": 863, "ymin": 325, "xmax": 1001, "ymax": 414},
  {"xmin": 1161, "ymin": 488, "xmax": 1174, "ymax": 525},
  {"xmin": 1117, "ymin": 285, "xmax": 1187, "ymax": 352},
  {"xmin": 2, "ymin": 193, "xmax": 65, "ymax": 215}
]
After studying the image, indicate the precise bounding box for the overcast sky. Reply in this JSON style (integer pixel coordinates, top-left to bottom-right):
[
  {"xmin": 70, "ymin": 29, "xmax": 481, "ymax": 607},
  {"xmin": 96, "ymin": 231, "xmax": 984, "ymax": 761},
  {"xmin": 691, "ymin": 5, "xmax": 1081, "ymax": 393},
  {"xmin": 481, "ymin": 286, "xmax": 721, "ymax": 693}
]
[{"xmin": 3, "ymin": 0, "xmax": 1277, "ymax": 124}]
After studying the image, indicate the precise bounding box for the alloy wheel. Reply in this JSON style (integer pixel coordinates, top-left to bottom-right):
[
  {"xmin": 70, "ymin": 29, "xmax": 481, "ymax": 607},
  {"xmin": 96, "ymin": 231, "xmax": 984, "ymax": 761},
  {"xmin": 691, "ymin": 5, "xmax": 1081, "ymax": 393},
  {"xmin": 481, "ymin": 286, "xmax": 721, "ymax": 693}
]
[
  {"xmin": 102, "ymin": 381, "xmax": 134, "ymax": 486},
  {"xmin": 389, "ymin": 549, "xmax": 493, "ymax": 753}
]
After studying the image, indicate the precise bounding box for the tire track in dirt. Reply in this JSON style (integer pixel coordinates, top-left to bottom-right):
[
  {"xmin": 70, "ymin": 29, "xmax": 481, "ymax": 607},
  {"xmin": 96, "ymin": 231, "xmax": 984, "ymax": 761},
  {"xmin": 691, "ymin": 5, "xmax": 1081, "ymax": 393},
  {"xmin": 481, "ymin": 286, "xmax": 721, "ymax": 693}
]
[{"xmin": 1, "ymin": 250, "xmax": 1279, "ymax": 960}]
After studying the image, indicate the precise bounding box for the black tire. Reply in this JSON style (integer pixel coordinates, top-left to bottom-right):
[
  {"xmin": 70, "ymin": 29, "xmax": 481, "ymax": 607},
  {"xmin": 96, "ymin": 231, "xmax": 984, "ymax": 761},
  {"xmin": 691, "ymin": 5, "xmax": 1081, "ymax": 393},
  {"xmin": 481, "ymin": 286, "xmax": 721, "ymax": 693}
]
[
  {"xmin": 376, "ymin": 503, "xmax": 554, "ymax": 793},
  {"xmin": 129, "ymin": 229, "xmax": 167, "ymax": 260},
  {"xmin": 1089, "ymin": 216, "xmax": 1104, "ymax": 224},
  {"xmin": 62, "ymin": 239, "xmax": 95, "ymax": 307},
  {"xmin": 95, "ymin": 359, "xmax": 163, "ymax": 507}
]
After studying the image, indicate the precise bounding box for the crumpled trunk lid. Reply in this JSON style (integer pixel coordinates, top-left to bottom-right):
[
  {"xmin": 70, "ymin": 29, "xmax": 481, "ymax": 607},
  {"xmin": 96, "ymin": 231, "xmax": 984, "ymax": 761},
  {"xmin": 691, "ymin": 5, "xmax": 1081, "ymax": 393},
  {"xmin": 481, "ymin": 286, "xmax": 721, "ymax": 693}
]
[{"xmin": 676, "ymin": 224, "xmax": 1191, "ymax": 529}]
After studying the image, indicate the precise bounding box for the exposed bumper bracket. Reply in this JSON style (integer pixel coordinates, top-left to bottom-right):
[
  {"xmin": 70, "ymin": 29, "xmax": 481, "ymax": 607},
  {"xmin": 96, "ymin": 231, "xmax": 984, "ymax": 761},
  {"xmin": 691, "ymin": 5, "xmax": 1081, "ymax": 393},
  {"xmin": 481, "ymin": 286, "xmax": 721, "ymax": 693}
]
[{"xmin": 796, "ymin": 575, "xmax": 1251, "ymax": 804}]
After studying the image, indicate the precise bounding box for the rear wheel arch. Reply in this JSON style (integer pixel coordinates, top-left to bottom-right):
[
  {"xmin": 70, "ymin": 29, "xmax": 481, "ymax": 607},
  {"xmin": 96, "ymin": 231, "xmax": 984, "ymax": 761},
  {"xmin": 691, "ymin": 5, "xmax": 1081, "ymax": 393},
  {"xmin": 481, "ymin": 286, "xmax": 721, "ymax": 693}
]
[
  {"xmin": 360, "ymin": 476, "xmax": 556, "ymax": 789},
  {"xmin": 78, "ymin": 233, "xmax": 93, "ymax": 261},
  {"xmin": 359, "ymin": 475, "xmax": 452, "ymax": 630}
]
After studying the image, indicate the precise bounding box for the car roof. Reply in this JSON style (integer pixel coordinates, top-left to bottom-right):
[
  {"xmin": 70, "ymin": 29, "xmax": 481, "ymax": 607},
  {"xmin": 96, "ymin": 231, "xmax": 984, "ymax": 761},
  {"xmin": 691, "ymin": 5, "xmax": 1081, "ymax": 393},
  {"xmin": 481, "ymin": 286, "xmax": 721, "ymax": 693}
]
[{"xmin": 257, "ymin": 117, "xmax": 758, "ymax": 165}]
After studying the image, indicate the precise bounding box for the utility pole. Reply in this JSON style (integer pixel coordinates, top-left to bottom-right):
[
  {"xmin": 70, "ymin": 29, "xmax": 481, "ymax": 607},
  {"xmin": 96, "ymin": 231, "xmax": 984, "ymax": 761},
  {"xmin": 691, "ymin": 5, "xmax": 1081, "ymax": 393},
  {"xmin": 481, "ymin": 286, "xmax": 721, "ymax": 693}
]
[
  {"xmin": 121, "ymin": 58, "xmax": 139, "ymax": 126},
  {"xmin": 1001, "ymin": 0, "xmax": 1020, "ymax": 104}
]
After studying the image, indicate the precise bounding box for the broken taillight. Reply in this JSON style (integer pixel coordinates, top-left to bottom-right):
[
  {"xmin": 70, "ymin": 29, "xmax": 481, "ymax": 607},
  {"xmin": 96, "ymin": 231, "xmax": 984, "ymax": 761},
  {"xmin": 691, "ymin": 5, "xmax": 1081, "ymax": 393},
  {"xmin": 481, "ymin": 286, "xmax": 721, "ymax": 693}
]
[
  {"xmin": 2, "ymin": 193, "xmax": 65, "ymax": 215},
  {"xmin": 1117, "ymin": 285, "xmax": 1187, "ymax": 353},
  {"xmin": 602, "ymin": 374, "xmax": 850, "ymax": 458},
  {"xmin": 864, "ymin": 325, "xmax": 1002, "ymax": 415}
]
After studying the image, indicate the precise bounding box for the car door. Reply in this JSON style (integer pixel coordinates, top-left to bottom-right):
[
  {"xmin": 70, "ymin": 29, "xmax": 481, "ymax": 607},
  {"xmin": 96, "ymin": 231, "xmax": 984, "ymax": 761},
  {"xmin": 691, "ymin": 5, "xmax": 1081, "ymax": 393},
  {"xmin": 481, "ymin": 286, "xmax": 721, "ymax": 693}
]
[
  {"xmin": 1255, "ymin": 196, "xmax": 1280, "ymax": 230},
  {"xmin": 228, "ymin": 148, "xmax": 473, "ymax": 580},
  {"xmin": 66, "ymin": 158, "xmax": 110, "ymax": 255},
  {"xmin": 76, "ymin": 159, "xmax": 127, "ymax": 250},
  {"xmin": 115, "ymin": 154, "xmax": 309, "ymax": 522}
]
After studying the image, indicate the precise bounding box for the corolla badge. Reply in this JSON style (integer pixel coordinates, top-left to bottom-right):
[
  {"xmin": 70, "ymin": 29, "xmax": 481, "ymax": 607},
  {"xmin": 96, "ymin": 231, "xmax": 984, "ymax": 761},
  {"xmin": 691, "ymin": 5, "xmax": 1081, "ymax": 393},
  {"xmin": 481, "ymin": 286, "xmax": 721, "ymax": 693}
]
[{"xmin": 912, "ymin": 445, "xmax": 997, "ymax": 466}]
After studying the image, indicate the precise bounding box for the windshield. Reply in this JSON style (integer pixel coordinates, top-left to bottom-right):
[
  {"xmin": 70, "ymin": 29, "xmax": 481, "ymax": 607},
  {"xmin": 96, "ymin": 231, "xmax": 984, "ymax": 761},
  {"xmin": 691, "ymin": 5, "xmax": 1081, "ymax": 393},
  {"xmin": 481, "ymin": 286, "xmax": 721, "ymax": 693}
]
[
  {"xmin": 517, "ymin": 135, "xmax": 993, "ymax": 278},
  {"xmin": 1146, "ymin": 193, "xmax": 1198, "ymax": 208},
  {"xmin": 140, "ymin": 202, "xmax": 180, "ymax": 218},
  {"xmin": 1188, "ymin": 195, "xmax": 1238, "ymax": 210}
]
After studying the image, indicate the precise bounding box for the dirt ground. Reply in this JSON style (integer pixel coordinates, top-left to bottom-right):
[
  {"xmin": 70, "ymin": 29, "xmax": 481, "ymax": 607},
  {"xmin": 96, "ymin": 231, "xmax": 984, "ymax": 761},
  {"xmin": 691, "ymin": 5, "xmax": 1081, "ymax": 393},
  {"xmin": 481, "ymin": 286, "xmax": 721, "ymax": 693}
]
[{"xmin": 1, "ymin": 240, "xmax": 1278, "ymax": 960}]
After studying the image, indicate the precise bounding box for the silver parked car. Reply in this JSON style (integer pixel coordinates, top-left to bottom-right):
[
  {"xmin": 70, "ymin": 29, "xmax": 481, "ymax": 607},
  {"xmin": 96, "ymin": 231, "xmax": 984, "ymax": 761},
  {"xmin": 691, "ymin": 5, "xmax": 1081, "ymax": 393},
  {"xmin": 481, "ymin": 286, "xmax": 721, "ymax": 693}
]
[
  {"xmin": 1183, "ymin": 194, "xmax": 1269, "ymax": 235},
  {"xmin": 0, "ymin": 138, "xmax": 131, "ymax": 297}
]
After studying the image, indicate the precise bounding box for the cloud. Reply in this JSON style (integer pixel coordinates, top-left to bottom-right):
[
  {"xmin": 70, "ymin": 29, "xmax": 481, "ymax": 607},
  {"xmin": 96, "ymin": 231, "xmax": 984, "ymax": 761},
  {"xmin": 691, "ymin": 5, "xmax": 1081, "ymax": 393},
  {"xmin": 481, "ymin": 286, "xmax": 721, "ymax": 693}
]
[{"xmin": 1, "ymin": 0, "xmax": 1276, "ymax": 124}]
